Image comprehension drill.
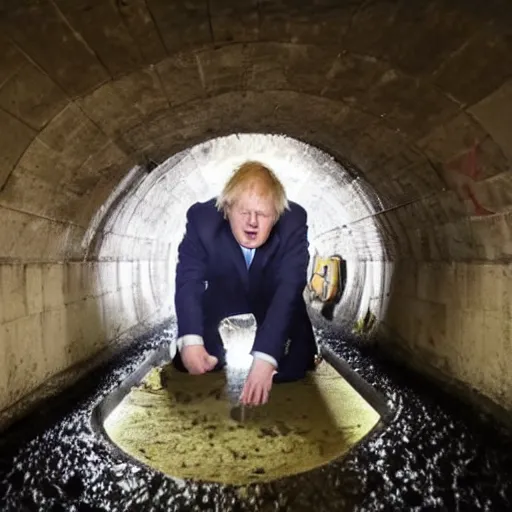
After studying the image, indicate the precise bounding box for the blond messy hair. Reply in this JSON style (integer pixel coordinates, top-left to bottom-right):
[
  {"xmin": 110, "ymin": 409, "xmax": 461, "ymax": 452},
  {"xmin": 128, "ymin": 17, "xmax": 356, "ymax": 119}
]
[{"xmin": 216, "ymin": 161, "xmax": 289, "ymax": 220}]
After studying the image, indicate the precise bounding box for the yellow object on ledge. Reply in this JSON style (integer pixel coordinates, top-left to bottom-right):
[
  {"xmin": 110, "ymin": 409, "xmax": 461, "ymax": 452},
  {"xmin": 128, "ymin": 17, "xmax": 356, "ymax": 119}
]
[{"xmin": 309, "ymin": 255, "xmax": 343, "ymax": 303}]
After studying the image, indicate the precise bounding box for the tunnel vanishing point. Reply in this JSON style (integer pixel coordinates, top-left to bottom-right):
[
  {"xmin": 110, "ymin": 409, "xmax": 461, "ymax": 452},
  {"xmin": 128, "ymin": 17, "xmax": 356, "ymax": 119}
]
[{"xmin": 0, "ymin": 0, "xmax": 512, "ymax": 432}]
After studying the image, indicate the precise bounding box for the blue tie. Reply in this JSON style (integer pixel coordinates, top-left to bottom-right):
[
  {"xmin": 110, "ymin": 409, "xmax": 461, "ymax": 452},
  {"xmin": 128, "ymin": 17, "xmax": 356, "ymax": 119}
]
[{"xmin": 240, "ymin": 246, "xmax": 255, "ymax": 269}]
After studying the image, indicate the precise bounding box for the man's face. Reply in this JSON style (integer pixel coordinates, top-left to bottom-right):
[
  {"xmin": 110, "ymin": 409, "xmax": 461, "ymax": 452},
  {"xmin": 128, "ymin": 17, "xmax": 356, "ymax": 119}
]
[{"xmin": 226, "ymin": 190, "xmax": 276, "ymax": 249}]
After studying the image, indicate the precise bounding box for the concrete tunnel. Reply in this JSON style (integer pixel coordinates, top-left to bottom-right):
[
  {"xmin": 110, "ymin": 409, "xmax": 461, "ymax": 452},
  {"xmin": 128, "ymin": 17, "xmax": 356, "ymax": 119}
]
[{"xmin": 1, "ymin": 0, "xmax": 512, "ymax": 509}]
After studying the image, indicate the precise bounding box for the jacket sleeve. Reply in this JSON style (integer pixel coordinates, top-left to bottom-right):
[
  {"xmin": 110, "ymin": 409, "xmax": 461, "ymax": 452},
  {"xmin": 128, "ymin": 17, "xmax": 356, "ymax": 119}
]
[
  {"xmin": 251, "ymin": 210, "xmax": 310, "ymax": 363},
  {"xmin": 175, "ymin": 205, "xmax": 207, "ymax": 339}
]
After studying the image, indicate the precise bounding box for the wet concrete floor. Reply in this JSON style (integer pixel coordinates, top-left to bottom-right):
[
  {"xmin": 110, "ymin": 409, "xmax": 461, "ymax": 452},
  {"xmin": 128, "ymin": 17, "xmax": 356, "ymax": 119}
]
[
  {"xmin": 1, "ymin": 322, "xmax": 512, "ymax": 511},
  {"xmin": 104, "ymin": 360, "xmax": 380, "ymax": 485}
]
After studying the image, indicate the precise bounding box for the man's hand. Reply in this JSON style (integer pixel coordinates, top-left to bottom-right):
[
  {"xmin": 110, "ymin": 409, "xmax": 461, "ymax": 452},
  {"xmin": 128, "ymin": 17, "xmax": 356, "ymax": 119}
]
[
  {"xmin": 181, "ymin": 345, "xmax": 218, "ymax": 375},
  {"xmin": 240, "ymin": 358, "xmax": 276, "ymax": 406}
]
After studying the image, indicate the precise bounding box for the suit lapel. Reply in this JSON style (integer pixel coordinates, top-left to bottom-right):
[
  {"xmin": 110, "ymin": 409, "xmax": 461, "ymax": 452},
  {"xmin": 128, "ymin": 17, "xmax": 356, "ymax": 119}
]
[
  {"xmin": 220, "ymin": 222, "xmax": 250, "ymax": 288},
  {"xmin": 220, "ymin": 223, "xmax": 281, "ymax": 289},
  {"xmin": 251, "ymin": 229, "xmax": 280, "ymax": 273}
]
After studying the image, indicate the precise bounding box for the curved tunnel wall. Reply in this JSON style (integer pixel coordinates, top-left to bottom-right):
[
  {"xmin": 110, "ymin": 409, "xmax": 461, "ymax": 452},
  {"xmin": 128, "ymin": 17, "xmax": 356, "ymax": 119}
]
[
  {"xmin": 1, "ymin": 0, "xmax": 512, "ymax": 426},
  {"xmin": 96, "ymin": 133, "xmax": 391, "ymax": 332}
]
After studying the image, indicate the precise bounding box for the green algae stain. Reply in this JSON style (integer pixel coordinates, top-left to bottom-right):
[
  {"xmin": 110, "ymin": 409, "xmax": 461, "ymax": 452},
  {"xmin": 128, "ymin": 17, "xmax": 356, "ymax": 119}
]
[{"xmin": 104, "ymin": 362, "xmax": 380, "ymax": 485}]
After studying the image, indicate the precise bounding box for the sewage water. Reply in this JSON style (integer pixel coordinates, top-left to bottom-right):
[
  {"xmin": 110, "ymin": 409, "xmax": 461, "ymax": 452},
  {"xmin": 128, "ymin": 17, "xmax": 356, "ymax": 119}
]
[{"xmin": 103, "ymin": 360, "xmax": 380, "ymax": 485}]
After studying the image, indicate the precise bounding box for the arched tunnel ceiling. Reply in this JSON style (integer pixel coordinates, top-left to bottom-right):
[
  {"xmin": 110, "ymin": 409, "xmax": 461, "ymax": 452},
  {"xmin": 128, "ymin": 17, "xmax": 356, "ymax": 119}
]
[
  {"xmin": 0, "ymin": 0, "xmax": 511, "ymax": 263},
  {"xmin": 96, "ymin": 133, "xmax": 385, "ymax": 259},
  {"xmin": 1, "ymin": 0, "xmax": 512, "ymax": 423}
]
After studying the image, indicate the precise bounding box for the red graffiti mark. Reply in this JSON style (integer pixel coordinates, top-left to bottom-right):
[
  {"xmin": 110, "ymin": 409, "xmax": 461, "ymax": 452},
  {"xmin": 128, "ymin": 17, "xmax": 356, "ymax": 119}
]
[
  {"xmin": 461, "ymin": 184, "xmax": 494, "ymax": 216},
  {"xmin": 445, "ymin": 141, "xmax": 481, "ymax": 179},
  {"xmin": 444, "ymin": 141, "xmax": 494, "ymax": 217}
]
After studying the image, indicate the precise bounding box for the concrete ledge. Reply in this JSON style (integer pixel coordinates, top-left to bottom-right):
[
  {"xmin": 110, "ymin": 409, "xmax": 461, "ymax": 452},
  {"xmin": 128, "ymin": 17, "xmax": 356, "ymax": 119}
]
[
  {"xmin": 0, "ymin": 312, "xmax": 173, "ymax": 433},
  {"xmin": 92, "ymin": 342, "xmax": 171, "ymax": 431},
  {"xmin": 376, "ymin": 325, "xmax": 512, "ymax": 433},
  {"xmin": 321, "ymin": 344, "xmax": 393, "ymax": 423}
]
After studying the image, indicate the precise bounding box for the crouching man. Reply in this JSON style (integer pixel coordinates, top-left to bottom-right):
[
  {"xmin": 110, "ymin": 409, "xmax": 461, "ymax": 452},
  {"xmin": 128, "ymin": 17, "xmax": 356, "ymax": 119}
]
[{"xmin": 171, "ymin": 161, "xmax": 318, "ymax": 406}]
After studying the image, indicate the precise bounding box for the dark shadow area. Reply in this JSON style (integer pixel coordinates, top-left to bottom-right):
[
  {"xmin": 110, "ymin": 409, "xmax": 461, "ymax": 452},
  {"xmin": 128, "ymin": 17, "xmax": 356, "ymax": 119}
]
[
  {"xmin": 1, "ymin": 323, "xmax": 512, "ymax": 511},
  {"xmin": 0, "ymin": 320, "xmax": 172, "ymax": 464}
]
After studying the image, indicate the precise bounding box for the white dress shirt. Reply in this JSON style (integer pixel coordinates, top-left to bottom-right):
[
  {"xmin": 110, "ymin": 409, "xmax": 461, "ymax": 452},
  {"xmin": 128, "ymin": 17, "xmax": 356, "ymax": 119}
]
[{"xmin": 171, "ymin": 244, "xmax": 279, "ymax": 368}]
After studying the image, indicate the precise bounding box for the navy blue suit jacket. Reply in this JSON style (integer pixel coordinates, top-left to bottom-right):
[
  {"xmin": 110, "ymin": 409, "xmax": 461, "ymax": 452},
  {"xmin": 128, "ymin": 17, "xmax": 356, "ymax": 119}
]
[{"xmin": 174, "ymin": 198, "xmax": 317, "ymax": 369}]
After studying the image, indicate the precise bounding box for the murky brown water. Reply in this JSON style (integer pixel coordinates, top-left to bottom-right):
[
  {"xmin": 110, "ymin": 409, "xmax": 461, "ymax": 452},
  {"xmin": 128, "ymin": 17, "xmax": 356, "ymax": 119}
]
[{"xmin": 104, "ymin": 361, "xmax": 380, "ymax": 485}]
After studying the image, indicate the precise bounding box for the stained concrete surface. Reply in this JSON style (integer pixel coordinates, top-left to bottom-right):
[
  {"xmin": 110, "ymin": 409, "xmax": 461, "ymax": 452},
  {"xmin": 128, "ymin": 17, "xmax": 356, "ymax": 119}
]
[
  {"xmin": 2, "ymin": 0, "xmax": 512, "ymax": 432},
  {"xmin": 103, "ymin": 361, "xmax": 380, "ymax": 485},
  {"xmin": 1, "ymin": 5, "xmax": 512, "ymax": 511},
  {"xmin": 1, "ymin": 323, "xmax": 512, "ymax": 512}
]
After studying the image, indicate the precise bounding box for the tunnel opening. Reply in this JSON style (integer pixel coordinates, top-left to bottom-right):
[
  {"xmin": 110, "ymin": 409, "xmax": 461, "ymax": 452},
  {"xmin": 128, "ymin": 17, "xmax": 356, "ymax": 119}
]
[
  {"xmin": 84, "ymin": 132, "xmax": 395, "ymax": 340},
  {"xmin": 86, "ymin": 133, "xmax": 394, "ymax": 485}
]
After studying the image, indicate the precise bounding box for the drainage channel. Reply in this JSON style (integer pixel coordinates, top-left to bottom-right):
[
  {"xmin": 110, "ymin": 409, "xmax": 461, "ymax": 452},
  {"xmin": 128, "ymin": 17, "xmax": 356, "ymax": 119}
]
[{"xmin": 91, "ymin": 343, "xmax": 392, "ymax": 486}]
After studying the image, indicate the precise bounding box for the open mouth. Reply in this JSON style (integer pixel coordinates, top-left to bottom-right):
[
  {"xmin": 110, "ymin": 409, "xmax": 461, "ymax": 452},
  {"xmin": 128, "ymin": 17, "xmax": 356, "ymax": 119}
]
[{"xmin": 244, "ymin": 230, "xmax": 257, "ymax": 240}]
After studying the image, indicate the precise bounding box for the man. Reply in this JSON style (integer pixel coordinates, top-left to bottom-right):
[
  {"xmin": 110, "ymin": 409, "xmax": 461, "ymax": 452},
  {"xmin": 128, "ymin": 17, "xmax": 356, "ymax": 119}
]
[{"xmin": 171, "ymin": 161, "xmax": 318, "ymax": 406}]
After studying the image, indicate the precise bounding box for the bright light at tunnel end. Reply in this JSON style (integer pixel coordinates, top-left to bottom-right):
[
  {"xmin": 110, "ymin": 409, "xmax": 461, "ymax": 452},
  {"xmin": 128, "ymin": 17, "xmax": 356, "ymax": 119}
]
[{"xmin": 89, "ymin": 133, "xmax": 394, "ymax": 343}]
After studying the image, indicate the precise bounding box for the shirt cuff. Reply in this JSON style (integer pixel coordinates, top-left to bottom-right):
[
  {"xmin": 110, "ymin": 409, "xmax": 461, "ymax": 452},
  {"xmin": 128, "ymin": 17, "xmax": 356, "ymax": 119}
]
[
  {"xmin": 178, "ymin": 334, "xmax": 204, "ymax": 350},
  {"xmin": 252, "ymin": 351, "xmax": 278, "ymax": 368},
  {"xmin": 169, "ymin": 335, "xmax": 204, "ymax": 359}
]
